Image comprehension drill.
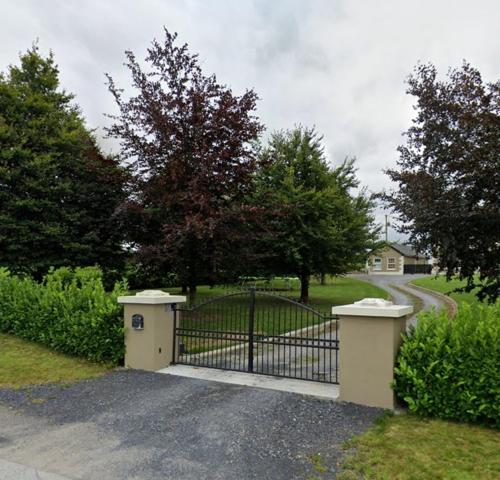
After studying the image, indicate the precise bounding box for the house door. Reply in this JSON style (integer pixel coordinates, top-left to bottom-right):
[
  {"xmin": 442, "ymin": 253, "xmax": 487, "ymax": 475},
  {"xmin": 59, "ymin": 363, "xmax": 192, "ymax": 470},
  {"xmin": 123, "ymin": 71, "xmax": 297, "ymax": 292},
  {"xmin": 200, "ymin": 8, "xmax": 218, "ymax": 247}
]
[{"xmin": 373, "ymin": 258, "xmax": 382, "ymax": 271}]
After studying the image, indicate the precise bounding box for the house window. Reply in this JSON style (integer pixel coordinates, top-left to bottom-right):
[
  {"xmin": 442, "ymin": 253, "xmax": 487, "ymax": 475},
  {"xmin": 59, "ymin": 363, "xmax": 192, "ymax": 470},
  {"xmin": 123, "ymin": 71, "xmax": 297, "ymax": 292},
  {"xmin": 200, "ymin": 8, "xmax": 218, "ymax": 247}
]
[
  {"xmin": 387, "ymin": 257, "xmax": 396, "ymax": 270},
  {"xmin": 373, "ymin": 257, "xmax": 382, "ymax": 271}
]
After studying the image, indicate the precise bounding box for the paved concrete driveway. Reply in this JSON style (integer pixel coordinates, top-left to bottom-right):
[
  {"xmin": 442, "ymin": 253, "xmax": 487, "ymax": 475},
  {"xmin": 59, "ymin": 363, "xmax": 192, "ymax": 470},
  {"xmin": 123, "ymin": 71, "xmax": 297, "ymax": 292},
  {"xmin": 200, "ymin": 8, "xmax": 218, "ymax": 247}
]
[{"xmin": 0, "ymin": 370, "xmax": 382, "ymax": 480}]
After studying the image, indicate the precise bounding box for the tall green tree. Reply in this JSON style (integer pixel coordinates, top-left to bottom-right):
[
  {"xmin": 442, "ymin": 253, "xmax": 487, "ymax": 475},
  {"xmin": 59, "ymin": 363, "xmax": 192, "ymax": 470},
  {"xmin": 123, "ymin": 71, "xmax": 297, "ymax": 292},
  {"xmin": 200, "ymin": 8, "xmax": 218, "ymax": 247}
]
[
  {"xmin": 0, "ymin": 45, "xmax": 127, "ymax": 279},
  {"xmin": 254, "ymin": 127, "xmax": 381, "ymax": 303},
  {"xmin": 385, "ymin": 62, "xmax": 500, "ymax": 302},
  {"xmin": 106, "ymin": 29, "xmax": 264, "ymax": 295}
]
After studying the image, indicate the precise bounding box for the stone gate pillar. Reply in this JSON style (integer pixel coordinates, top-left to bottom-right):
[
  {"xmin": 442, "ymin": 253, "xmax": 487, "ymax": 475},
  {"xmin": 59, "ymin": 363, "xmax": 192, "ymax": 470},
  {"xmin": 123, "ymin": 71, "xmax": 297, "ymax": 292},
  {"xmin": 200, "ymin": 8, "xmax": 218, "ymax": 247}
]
[
  {"xmin": 332, "ymin": 298, "xmax": 413, "ymax": 409},
  {"xmin": 117, "ymin": 290, "xmax": 187, "ymax": 371}
]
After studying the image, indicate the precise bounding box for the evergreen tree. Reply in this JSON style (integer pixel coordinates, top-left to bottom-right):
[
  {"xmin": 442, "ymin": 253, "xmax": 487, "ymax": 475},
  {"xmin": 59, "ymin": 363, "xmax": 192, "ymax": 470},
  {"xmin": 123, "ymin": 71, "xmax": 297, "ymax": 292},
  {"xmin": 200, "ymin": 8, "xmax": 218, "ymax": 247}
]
[{"xmin": 0, "ymin": 45, "xmax": 127, "ymax": 279}]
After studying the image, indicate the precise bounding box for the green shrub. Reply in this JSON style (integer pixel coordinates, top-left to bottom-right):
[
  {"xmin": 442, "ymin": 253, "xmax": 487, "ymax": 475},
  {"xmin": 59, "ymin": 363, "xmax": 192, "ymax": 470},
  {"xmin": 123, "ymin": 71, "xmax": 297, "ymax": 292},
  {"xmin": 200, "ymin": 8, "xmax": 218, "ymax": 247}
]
[
  {"xmin": 394, "ymin": 303, "xmax": 500, "ymax": 426},
  {"xmin": 0, "ymin": 267, "xmax": 126, "ymax": 364}
]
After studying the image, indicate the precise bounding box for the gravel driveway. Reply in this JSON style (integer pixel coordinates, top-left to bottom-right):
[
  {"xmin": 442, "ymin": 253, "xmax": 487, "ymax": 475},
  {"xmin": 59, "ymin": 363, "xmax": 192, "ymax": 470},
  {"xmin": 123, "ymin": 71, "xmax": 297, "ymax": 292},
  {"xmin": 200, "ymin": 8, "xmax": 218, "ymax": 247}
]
[{"xmin": 0, "ymin": 370, "xmax": 382, "ymax": 480}]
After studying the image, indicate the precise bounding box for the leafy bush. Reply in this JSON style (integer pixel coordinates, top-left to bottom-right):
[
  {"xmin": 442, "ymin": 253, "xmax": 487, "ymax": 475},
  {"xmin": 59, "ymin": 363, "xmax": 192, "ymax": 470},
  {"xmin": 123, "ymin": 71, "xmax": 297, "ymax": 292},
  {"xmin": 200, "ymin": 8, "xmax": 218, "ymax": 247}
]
[
  {"xmin": 394, "ymin": 303, "xmax": 500, "ymax": 426},
  {"xmin": 0, "ymin": 267, "xmax": 126, "ymax": 364}
]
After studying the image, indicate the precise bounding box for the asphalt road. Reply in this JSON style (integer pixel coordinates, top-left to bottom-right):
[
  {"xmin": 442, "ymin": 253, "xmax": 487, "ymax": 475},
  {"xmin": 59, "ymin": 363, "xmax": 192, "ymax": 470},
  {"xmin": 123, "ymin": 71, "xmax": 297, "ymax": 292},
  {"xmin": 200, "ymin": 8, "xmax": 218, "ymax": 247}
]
[{"xmin": 0, "ymin": 370, "xmax": 382, "ymax": 480}]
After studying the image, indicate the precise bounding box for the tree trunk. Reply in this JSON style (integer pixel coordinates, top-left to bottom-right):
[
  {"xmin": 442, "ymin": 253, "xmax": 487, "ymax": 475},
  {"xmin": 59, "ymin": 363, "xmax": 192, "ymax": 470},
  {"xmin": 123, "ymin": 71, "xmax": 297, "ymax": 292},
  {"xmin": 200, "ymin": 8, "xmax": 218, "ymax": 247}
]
[
  {"xmin": 320, "ymin": 273, "xmax": 326, "ymax": 285},
  {"xmin": 181, "ymin": 285, "xmax": 188, "ymax": 294},
  {"xmin": 299, "ymin": 273, "xmax": 309, "ymax": 304},
  {"xmin": 188, "ymin": 284, "xmax": 197, "ymax": 303}
]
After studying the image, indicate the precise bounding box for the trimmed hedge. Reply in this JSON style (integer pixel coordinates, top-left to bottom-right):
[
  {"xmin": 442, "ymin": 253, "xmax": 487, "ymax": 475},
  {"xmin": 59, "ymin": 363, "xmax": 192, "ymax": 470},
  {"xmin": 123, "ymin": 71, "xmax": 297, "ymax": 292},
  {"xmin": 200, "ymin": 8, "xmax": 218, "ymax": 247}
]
[
  {"xmin": 394, "ymin": 303, "xmax": 500, "ymax": 427},
  {"xmin": 0, "ymin": 267, "xmax": 126, "ymax": 364}
]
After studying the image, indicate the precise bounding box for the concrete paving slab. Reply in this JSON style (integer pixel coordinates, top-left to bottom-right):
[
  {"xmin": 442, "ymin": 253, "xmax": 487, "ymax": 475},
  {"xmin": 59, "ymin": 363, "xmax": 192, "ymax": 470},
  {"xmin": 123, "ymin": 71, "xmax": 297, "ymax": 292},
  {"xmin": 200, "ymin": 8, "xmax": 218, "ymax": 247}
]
[{"xmin": 158, "ymin": 364, "xmax": 340, "ymax": 399}]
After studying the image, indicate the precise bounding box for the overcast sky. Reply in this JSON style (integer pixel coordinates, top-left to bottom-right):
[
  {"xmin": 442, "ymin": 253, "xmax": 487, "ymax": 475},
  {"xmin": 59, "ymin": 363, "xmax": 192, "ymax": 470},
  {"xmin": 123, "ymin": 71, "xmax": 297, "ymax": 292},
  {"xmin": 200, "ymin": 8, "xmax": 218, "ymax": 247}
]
[{"xmin": 2, "ymin": 0, "xmax": 499, "ymax": 240}]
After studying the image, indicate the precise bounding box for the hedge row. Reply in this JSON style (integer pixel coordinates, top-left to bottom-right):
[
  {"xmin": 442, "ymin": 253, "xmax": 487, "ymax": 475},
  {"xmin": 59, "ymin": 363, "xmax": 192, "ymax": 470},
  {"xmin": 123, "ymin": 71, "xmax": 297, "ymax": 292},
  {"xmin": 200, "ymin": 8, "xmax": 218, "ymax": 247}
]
[
  {"xmin": 394, "ymin": 302, "xmax": 500, "ymax": 427},
  {"xmin": 0, "ymin": 267, "xmax": 126, "ymax": 364}
]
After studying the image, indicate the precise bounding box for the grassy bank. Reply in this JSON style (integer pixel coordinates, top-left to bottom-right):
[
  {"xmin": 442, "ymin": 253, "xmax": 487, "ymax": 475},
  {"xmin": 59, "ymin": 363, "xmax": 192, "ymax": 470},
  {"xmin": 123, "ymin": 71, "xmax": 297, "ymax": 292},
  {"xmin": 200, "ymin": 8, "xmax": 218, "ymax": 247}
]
[
  {"xmin": 0, "ymin": 333, "xmax": 110, "ymax": 388},
  {"xmin": 411, "ymin": 275, "xmax": 482, "ymax": 305},
  {"xmin": 338, "ymin": 414, "xmax": 500, "ymax": 480}
]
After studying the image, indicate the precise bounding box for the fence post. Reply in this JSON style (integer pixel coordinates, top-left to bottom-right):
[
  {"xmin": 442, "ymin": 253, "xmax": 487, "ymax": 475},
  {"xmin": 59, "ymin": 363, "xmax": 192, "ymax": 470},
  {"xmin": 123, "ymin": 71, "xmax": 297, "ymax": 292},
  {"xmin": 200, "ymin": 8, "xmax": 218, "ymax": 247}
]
[
  {"xmin": 332, "ymin": 298, "xmax": 413, "ymax": 409},
  {"xmin": 117, "ymin": 290, "xmax": 187, "ymax": 371},
  {"xmin": 247, "ymin": 287, "xmax": 256, "ymax": 373}
]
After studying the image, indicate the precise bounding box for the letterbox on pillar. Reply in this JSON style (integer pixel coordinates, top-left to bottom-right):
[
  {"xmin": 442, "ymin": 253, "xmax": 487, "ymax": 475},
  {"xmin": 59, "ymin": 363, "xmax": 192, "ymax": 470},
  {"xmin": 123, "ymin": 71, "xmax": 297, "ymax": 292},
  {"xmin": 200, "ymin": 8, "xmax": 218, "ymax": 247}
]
[
  {"xmin": 332, "ymin": 298, "xmax": 413, "ymax": 410},
  {"xmin": 117, "ymin": 290, "xmax": 187, "ymax": 371}
]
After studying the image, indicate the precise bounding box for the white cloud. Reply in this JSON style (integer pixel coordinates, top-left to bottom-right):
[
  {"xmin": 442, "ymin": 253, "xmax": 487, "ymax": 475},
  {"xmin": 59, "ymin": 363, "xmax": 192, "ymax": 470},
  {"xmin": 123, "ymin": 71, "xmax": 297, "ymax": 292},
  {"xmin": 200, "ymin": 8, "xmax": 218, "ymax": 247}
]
[{"xmin": 1, "ymin": 0, "xmax": 499, "ymax": 240}]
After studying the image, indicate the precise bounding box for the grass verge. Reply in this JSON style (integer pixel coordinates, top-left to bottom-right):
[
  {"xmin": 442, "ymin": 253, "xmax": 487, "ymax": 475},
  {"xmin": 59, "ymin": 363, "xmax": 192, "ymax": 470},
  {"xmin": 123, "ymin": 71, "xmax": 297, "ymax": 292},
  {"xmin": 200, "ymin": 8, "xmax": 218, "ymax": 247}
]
[
  {"xmin": 411, "ymin": 275, "xmax": 482, "ymax": 305},
  {"xmin": 0, "ymin": 333, "xmax": 111, "ymax": 389},
  {"xmin": 338, "ymin": 414, "xmax": 500, "ymax": 480}
]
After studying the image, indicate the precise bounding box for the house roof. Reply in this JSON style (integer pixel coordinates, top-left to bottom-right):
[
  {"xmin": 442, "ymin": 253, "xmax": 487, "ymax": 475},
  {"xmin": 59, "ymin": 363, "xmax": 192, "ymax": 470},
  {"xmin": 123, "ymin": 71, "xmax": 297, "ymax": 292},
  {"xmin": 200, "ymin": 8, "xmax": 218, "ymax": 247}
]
[{"xmin": 390, "ymin": 243, "xmax": 425, "ymax": 258}]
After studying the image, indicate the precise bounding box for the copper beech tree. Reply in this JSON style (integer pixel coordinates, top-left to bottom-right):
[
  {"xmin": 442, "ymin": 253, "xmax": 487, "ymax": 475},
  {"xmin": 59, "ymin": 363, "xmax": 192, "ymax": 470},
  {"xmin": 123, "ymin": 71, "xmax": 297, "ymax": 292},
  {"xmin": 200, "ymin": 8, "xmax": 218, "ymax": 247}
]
[
  {"xmin": 106, "ymin": 29, "xmax": 264, "ymax": 296},
  {"xmin": 385, "ymin": 63, "xmax": 500, "ymax": 302}
]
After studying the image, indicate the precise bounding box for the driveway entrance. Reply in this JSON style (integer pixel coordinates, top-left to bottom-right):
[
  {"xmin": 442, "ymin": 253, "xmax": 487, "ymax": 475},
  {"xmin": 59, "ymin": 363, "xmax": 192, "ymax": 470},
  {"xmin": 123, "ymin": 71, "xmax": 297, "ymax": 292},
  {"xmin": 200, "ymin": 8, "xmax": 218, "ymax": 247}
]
[
  {"xmin": 0, "ymin": 370, "xmax": 382, "ymax": 480},
  {"xmin": 174, "ymin": 288, "xmax": 339, "ymax": 384}
]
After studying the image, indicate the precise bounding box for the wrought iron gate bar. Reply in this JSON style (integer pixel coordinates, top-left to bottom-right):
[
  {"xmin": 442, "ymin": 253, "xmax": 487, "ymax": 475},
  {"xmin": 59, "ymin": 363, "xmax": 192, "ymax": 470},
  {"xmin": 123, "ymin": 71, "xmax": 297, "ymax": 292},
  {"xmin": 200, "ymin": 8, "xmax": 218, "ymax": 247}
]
[
  {"xmin": 175, "ymin": 328, "xmax": 250, "ymax": 337},
  {"xmin": 173, "ymin": 288, "xmax": 339, "ymax": 384}
]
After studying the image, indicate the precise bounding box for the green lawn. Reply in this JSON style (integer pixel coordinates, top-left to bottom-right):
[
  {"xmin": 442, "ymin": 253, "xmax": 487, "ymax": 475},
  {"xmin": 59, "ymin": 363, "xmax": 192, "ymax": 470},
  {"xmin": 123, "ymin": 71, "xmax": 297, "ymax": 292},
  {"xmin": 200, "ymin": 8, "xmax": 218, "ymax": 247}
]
[
  {"xmin": 166, "ymin": 276, "xmax": 389, "ymax": 312},
  {"xmin": 337, "ymin": 414, "xmax": 500, "ymax": 480},
  {"xmin": 411, "ymin": 275, "xmax": 483, "ymax": 305},
  {"xmin": 0, "ymin": 333, "xmax": 111, "ymax": 388}
]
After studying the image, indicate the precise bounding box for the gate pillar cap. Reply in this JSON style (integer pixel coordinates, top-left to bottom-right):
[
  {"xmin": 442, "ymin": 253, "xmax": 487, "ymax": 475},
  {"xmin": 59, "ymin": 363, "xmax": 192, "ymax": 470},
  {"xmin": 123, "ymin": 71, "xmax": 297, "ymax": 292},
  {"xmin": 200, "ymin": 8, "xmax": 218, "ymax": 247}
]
[
  {"xmin": 118, "ymin": 290, "xmax": 187, "ymax": 305},
  {"xmin": 332, "ymin": 297, "xmax": 413, "ymax": 317}
]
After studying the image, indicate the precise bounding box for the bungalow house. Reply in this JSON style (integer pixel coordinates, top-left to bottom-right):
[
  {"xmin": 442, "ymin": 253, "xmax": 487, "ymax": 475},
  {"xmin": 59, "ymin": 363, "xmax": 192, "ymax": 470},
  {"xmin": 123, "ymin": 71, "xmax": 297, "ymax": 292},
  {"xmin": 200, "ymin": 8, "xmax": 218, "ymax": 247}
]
[{"xmin": 366, "ymin": 243, "xmax": 431, "ymax": 275}]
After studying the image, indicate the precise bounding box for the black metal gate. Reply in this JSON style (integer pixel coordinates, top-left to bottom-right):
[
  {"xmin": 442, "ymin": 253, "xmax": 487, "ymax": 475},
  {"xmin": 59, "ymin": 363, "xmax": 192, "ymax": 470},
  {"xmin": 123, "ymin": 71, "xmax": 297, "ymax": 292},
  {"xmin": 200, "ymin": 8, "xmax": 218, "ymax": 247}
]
[{"xmin": 172, "ymin": 288, "xmax": 339, "ymax": 384}]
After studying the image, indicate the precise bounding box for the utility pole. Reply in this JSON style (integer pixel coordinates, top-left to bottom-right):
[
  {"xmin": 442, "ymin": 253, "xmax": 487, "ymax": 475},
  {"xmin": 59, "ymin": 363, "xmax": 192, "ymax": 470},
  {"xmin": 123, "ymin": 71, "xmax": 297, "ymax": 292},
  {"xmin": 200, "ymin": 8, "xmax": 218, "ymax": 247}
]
[{"xmin": 385, "ymin": 215, "xmax": 389, "ymax": 242}]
